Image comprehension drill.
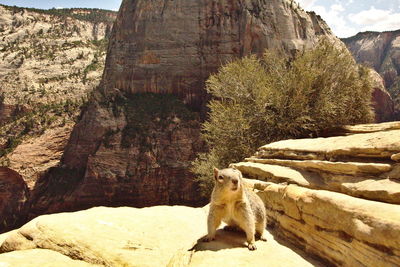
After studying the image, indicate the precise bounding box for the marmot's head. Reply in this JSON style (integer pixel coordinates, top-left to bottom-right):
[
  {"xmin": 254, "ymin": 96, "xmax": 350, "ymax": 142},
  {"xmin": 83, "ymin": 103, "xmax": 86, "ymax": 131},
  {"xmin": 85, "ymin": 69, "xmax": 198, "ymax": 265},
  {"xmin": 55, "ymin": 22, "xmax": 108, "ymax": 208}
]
[{"xmin": 213, "ymin": 167, "xmax": 243, "ymax": 192}]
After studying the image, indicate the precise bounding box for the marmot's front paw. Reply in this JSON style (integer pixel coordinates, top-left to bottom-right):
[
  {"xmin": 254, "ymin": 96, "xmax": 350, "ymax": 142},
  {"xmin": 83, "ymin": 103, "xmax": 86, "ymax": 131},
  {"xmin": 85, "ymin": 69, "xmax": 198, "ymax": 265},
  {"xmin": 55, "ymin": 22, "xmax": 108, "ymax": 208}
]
[
  {"xmin": 260, "ymin": 235, "xmax": 267, "ymax": 242},
  {"xmin": 248, "ymin": 243, "xmax": 257, "ymax": 250},
  {"xmin": 202, "ymin": 235, "xmax": 215, "ymax": 242}
]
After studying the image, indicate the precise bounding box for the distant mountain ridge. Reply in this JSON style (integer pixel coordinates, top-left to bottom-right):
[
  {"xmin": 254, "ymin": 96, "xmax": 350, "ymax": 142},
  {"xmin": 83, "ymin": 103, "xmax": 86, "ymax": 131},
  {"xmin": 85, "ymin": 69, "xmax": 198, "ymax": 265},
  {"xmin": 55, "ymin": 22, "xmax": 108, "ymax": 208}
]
[
  {"xmin": 1, "ymin": 4, "xmax": 117, "ymax": 24},
  {"xmin": 342, "ymin": 29, "xmax": 400, "ymax": 118}
]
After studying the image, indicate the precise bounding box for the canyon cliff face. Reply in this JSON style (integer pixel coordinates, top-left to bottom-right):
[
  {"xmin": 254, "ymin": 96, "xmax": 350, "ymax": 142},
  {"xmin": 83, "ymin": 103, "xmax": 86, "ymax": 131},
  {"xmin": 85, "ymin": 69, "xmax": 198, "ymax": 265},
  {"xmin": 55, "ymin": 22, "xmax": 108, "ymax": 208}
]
[
  {"xmin": 0, "ymin": 5, "xmax": 116, "ymax": 186},
  {"xmin": 29, "ymin": 0, "xmax": 336, "ymax": 216},
  {"xmin": 369, "ymin": 69, "xmax": 395, "ymax": 122},
  {"xmin": 343, "ymin": 30, "xmax": 400, "ymax": 120},
  {"xmin": 102, "ymin": 0, "xmax": 333, "ymax": 108},
  {"xmin": 0, "ymin": 5, "xmax": 116, "ymax": 232}
]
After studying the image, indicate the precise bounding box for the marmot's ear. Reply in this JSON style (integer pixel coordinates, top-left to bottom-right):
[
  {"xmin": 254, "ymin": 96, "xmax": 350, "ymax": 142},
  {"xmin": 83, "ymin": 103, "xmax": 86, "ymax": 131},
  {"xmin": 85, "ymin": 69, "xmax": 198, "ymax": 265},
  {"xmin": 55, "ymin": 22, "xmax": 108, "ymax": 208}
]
[{"xmin": 213, "ymin": 167, "xmax": 219, "ymax": 180}]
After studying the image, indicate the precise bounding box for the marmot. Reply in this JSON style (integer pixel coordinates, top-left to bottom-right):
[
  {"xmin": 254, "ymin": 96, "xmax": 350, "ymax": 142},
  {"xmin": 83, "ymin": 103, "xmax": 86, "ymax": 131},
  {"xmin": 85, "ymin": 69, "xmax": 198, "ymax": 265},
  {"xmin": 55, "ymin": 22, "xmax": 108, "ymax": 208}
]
[{"xmin": 203, "ymin": 167, "xmax": 267, "ymax": 250}]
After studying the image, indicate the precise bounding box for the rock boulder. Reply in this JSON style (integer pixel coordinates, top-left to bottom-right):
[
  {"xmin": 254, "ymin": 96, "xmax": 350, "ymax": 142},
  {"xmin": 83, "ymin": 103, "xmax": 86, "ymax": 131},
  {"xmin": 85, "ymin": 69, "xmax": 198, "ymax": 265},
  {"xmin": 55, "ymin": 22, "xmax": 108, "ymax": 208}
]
[{"xmin": 0, "ymin": 167, "xmax": 29, "ymax": 233}]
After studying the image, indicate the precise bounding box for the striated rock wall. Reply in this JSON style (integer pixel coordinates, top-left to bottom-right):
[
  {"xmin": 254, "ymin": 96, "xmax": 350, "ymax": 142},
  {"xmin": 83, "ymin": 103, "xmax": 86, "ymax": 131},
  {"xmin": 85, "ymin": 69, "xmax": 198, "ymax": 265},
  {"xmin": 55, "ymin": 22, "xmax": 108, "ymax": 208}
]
[
  {"xmin": 103, "ymin": 0, "xmax": 333, "ymax": 108},
  {"xmin": 232, "ymin": 121, "xmax": 400, "ymax": 266},
  {"xmin": 0, "ymin": 5, "xmax": 114, "ymax": 123},
  {"xmin": 29, "ymin": 94, "xmax": 206, "ymax": 217}
]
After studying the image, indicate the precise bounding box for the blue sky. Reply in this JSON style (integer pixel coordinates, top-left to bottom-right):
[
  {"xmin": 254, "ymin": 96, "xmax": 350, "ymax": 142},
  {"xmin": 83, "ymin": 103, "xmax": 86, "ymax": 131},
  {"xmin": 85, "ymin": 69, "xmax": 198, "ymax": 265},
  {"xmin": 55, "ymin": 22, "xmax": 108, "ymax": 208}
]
[
  {"xmin": 0, "ymin": 1, "xmax": 399, "ymax": 38},
  {"xmin": 0, "ymin": 0, "xmax": 122, "ymax": 11},
  {"xmin": 297, "ymin": 0, "xmax": 400, "ymax": 37}
]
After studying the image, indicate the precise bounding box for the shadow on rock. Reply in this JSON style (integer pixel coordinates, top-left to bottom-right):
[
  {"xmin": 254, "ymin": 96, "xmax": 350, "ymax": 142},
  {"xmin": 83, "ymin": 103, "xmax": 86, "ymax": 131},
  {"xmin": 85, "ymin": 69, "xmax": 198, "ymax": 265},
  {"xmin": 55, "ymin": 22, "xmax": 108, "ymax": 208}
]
[{"xmin": 194, "ymin": 229, "xmax": 248, "ymax": 251}]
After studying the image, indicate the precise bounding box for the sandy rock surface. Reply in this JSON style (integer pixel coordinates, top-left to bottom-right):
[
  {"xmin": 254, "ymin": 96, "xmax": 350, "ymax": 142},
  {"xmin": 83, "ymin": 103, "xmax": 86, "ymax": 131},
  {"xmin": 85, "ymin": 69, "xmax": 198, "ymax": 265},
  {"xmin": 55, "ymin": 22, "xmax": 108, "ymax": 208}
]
[{"xmin": 0, "ymin": 205, "xmax": 326, "ymax": 267}]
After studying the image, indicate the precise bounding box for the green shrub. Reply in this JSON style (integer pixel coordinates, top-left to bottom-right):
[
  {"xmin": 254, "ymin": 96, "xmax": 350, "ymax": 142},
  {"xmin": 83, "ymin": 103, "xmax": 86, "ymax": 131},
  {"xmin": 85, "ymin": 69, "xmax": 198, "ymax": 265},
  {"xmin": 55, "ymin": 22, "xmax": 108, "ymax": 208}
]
[{"xmin": 193, "ymin": 38, "xmax": 374, "ymax": 196}]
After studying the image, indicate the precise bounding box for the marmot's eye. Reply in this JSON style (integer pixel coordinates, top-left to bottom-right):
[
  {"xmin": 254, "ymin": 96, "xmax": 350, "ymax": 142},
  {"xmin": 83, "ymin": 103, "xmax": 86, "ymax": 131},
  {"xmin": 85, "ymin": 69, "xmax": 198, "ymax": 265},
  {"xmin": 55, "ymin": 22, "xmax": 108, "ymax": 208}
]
[{"xmin": 218, "ymin": 175, "xmax": 223, "ymax": 180}]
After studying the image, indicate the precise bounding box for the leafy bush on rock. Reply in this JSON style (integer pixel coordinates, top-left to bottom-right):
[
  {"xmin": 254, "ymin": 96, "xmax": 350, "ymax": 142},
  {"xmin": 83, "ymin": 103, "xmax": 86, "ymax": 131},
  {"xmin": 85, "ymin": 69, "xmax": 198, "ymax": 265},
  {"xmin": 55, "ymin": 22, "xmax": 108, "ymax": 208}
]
[{"xmin": 193, "ymin": 38, "xmax": 374, "ymax": 197}]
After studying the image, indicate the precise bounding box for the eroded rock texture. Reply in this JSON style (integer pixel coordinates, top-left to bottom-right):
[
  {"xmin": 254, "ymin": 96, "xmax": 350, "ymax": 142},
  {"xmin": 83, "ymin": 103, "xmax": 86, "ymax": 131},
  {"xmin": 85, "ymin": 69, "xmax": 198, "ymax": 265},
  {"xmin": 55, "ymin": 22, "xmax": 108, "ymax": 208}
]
[
  {"xmin": 233, "ymin": 121, "xmax": 400, "ymax": 266},
  {"xmin": 0, "ymin": 167, "xmax": 29, "ymax": 233},
  {"xmin": 103, "ymin": 0, "xmax": 333, "ymax": 108},
  {"xmin": 370, "ymin": 69, "xmax": 395, "ymax": 122},
  {"xmin": 343, "ymin": 30, "xmax": 400, "ymax": 120},
  {"xmin": 30, "ymin": 94, "xmax": 205, "ymax": 216},
  {"xmin": 29, "ymin": 0, "xmax": 335, "ymax": 216}
]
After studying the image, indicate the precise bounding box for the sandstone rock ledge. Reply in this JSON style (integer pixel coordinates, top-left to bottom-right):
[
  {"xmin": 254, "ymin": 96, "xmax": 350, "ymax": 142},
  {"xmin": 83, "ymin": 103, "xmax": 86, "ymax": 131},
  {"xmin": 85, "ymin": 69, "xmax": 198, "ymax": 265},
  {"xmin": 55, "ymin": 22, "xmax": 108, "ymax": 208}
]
[
  {"xmin": 231, "ymin": 122, "xmax": 400, "ymax": 266},
  {"xmin": 233, "ymin": 122, "xmax": 400, "ymax": 205},
  {"xmin": 0, "ymin": 206, "xmax": 325, "ymax": 267}
]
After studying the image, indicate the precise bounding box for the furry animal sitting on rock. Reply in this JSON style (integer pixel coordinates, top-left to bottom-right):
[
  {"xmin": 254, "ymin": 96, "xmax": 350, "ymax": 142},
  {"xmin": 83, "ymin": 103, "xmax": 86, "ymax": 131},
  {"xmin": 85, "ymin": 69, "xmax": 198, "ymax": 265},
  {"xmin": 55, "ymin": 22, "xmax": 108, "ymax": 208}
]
[{"xmin": 203, "ymin": 167, "xmax": 267, "ymax": 250}]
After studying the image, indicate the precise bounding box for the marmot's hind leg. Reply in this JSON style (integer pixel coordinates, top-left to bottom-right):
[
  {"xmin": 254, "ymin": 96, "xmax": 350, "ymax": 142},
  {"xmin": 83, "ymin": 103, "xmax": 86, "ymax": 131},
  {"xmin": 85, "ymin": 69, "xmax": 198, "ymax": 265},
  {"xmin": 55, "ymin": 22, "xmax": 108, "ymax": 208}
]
[{"xmin": 256, "ymin": 220, "xmax": 267, "ymax": 241}]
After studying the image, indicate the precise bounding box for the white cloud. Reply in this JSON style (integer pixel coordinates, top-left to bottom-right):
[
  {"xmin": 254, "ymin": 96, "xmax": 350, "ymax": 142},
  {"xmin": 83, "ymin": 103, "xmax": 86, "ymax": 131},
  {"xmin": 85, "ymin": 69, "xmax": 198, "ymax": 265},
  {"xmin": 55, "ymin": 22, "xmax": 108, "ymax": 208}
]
[
  {"xmin": 331, "ymin": 4, "xmax": 345, "ymax": 12},
  {"xmin": 312, "ymin": 4, "xmax": 358, "ymax": 38},
  {"xmin": 294, "ymin": 1, "xmax": 357, "ymax": 37},
  {"xmin": 295, "ymin": 0, "xmax": 317, "ymax": 10},
  {"xmin": 349, "ymin": 6, "xmax": 400, "ymax": 32}
]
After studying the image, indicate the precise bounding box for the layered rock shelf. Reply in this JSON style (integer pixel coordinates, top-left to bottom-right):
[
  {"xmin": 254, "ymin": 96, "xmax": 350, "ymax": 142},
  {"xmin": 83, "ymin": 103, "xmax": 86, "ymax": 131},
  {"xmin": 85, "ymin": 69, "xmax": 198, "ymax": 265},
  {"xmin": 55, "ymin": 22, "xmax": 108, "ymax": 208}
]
[{"xmin": 232, "ymin": 121, "xmax": 400, "ymax": 266}]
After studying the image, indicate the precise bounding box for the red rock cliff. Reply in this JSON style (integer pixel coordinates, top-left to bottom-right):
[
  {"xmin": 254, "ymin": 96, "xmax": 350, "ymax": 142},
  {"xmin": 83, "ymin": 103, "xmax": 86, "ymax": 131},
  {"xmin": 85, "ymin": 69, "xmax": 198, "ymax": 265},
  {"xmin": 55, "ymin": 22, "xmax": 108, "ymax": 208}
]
[
  {"xmin": 342, "ymin": 30, "xmax": 400, "ymax": 120},
  {"xmin": 102, "ymin": 0, "xmax": 333, "ymax": 108},
  {"xmin": 29, "ymin": 0, "xmax": 337, "ymax": 216}
]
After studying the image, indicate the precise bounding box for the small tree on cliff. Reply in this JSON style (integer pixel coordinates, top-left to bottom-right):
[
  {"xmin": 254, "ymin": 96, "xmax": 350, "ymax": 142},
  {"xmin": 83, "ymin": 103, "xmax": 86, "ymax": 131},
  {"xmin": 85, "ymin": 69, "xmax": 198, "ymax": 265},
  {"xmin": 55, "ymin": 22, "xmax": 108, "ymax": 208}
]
[{"xmin": 192, "ymin": 38, "xmax": 374, "ymax": 196}]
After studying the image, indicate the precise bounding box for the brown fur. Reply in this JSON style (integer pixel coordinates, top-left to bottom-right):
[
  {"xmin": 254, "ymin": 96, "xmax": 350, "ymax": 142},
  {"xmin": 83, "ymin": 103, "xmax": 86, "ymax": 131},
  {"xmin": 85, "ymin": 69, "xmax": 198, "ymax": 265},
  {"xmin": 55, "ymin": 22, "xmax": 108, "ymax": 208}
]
[{"xmin": 203, "ymin": 167, "xmax": 267, "ymax": 250}]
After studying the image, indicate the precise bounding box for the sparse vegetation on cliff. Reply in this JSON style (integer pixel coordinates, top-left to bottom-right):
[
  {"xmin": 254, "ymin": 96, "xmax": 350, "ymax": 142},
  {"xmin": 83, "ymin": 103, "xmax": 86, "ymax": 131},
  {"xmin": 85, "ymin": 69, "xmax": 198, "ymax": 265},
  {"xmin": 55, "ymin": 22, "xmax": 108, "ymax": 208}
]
[
  {"xmin": 0, "ymin": 99, "xmax": 84, "ymax": 160},
  {"xmin": 115, "ymin": 93, "xmax": 199, "ymax": 149},
  {"xmin": 193, "ymin": 38, "xmax": 374, "ymax": 196},
  {"xmin": 0, "ymin": 4, "xmax": 114, "ymax": 164},
  {"xmin": 1, "ymin": 5, "xmax": 117, "ymax": 24}
]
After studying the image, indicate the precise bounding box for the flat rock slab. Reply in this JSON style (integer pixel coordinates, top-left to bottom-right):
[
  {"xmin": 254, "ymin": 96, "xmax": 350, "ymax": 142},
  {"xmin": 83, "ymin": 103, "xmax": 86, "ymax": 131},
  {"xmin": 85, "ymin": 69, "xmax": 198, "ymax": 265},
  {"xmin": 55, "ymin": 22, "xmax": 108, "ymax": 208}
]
[
  {"xmin": 258, "ymin": 129, "xmax": 400, "ymax": 160},
  {"xmin": 245, "ymin": 158, "xmax": 392, "ymax": 175},
  {"xmin": 0, "ymin": 249, "xmax": 95, "ymax": 267},
  {"xmin": 0, "ymin": 206, "xmax": 208, "ymax": 267},
  {"xmin": 230, "ymin": 162, "xmax": 311, "ymax": 186},
  {"xmin": 0, "ymin": 205, "xmax": 330, "ymax": 267},
  {"xmin": 392, "ymin": 153, "xmax": 400, "ymax": 162},
  {"xmin": 188, "ymin": 229, "xmax": 323, "ymax": 267},
  {"xmin": 341, "ymin": 179, "xmax": 400, "ymax": 204},
  {"xmin": 341, "ymin": 121, "xmax": 400, "ymax": 134}
]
